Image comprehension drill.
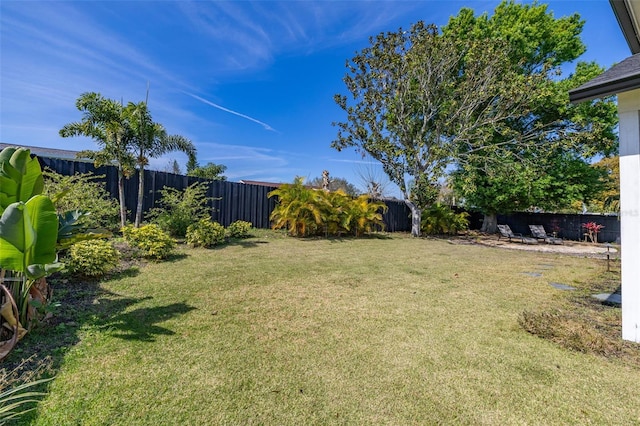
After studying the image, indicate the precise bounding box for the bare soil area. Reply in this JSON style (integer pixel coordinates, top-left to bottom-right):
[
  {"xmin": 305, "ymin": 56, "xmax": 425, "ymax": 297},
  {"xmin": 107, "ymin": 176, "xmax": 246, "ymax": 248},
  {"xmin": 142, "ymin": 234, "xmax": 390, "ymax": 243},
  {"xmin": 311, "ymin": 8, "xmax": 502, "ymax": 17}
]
[{"xmin": 461, "ymin": 234, "xmax": 618, "ymax": 258}]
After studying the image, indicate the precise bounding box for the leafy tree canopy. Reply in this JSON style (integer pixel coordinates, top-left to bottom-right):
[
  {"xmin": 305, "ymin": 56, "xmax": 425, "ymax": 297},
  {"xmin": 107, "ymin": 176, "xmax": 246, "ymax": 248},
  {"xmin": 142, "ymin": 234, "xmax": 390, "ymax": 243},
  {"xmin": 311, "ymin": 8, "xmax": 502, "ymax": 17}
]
[
  {"xmin": 442, "ymin": 1, "xmax": 618, "ymax": 231},
  {"xmin": 187, "ymin": 162, "xmax": 228, "ymax": 181},
  {"xmin": 332, "ymin": 19, "xmax": 550, "ymax": 235},
  {"xmin": 452, "ymin": 150, "xmax": 607, "ymax": 216}
]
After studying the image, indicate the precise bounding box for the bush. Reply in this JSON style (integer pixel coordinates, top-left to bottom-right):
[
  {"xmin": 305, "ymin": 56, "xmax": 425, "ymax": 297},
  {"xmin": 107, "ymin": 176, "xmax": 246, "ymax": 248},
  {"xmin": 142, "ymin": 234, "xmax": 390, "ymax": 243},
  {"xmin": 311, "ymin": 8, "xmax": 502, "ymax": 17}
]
[
  {"xmin": 227, "ymin": 220, "xmax": 253, "ymax": 239},
  {"xmin": 186, "ymin": 220, "xmax": 226, "ymax": 248},
  {"xmin": 122, "ymin": 224, "xmax": 175, "ymax": 260},
  {"xmin": 67, "ymin": 240, "xmax": 120, "ymax": 277},
  {"xmin": 421, "ymin": 203, "xmax": 469, "ymax": 235},
  {"xmin": 42, "ymin": 169, "xmax": 120, "ymax": 231},
  {"xmin": 268, "ymin": 178, "xmax": 386, "ymax": 237},
  {"xmin": 146, "ymin": 182, "xmax": 213, "ymax": 237}
]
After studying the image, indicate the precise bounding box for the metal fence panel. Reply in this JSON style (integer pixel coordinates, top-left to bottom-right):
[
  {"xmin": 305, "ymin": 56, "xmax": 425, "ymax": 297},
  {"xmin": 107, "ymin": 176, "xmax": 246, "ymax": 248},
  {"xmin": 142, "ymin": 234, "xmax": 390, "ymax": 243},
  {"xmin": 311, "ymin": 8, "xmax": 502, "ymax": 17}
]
[{"xmin": 37, "ymin": 157, "xmax": 620, "ymax": 241}]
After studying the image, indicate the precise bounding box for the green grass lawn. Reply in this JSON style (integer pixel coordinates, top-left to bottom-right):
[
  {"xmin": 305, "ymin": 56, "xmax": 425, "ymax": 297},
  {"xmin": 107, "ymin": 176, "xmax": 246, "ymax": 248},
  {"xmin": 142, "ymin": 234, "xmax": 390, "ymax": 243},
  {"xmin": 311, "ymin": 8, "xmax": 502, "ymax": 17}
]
[{"xmin": 18, "ymin": 231, "xmax": 640, "ymax": 424}]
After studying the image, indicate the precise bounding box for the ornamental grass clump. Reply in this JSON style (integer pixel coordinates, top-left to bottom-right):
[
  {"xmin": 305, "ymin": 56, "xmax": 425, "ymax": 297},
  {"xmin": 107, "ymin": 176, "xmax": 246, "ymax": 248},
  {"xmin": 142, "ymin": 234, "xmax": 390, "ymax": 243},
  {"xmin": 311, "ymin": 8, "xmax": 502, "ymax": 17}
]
[
  {"xmin": 122, "ymin": 224, "xmax": 175, "ymax": 260},
  {"xmin": 0, "ymin": 355, "xmax": 54, "ymax": 424},
  {"xmin": 67, "ymin": 240, "xmax": 120, "ymax": 278},
  {"xmin": 186, "ymin": 219, "xmax": 226, "ymax": 248}
]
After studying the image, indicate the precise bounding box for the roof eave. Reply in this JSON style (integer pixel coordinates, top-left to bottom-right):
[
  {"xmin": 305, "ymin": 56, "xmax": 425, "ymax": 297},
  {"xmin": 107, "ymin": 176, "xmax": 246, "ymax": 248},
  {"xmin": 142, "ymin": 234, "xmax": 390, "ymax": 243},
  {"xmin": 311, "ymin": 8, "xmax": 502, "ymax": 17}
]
[
  {"xmin": 569, "ymin": 74, "xmax": 640, "ymax": 103},
  {"xmin": 610, "ymin": 0, "xmax": 640, "ymax": 54}
]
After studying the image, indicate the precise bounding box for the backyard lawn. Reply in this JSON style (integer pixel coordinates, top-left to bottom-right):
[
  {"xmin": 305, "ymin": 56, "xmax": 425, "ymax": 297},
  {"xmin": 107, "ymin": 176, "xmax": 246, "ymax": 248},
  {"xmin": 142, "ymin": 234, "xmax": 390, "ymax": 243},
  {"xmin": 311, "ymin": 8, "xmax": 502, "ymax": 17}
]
[{"xmin": 17, "ymin": 231, "xmax": 639, "ymax": 425}]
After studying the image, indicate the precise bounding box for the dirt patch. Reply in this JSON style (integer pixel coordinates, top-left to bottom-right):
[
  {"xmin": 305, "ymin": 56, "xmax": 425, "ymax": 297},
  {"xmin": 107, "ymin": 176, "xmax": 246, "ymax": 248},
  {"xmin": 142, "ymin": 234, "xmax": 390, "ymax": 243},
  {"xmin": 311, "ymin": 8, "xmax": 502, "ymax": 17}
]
[{"xmin": 471, "ymin": 235, "xmax": 618, "ymax": 258}]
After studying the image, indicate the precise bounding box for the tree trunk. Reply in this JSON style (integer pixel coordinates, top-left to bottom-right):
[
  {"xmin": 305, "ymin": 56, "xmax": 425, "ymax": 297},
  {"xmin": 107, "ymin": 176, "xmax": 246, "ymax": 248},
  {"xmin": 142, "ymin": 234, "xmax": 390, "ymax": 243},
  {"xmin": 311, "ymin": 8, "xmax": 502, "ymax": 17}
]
[
  {"xmin": 135, "ymin": 166, "xmax": 144, "ymax": 228},
  {"xmin": 404, "ymin": 199, "xmax": 422, "ymax": 237},
  {"xmin": 481, "ymin": 213, "xmax": 497, "ymax": 234},
  {"xmin": 118, "ymin": 170, "xmax": 127, "ymax": 229}
]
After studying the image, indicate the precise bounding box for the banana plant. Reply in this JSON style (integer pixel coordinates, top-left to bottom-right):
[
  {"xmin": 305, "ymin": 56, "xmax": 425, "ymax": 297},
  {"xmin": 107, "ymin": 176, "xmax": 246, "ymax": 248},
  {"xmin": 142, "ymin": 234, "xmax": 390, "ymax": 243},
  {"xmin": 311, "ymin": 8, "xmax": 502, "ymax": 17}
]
[
  {"xmin": 56, "ymin": 209, "xmax": 111, "ymax": 251},
  {"xmin": 0, "ymin": 147, "xmax": 63, "ymax": 336},
  {"xmin": 0, "ymin": 147, "xmax": 44, "ymax": 212},
  {"xmin": 0, "ymin": 196, "xmax": 63, "ymax": 326}
]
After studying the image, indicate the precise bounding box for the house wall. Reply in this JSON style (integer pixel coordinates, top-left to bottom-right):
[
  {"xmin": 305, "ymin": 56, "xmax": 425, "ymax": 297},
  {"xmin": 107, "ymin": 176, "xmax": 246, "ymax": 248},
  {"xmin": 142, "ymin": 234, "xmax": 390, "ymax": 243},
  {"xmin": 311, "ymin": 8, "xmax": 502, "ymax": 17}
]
[{"xmin": 618, "ymin": 88, "xmax": 640, "ymax": 342}]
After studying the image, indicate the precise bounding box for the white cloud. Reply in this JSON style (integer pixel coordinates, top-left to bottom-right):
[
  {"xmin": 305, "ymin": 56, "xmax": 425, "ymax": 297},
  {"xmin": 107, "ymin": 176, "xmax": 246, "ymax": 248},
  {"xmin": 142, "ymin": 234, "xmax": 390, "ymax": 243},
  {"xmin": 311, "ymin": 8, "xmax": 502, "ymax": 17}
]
[{"xmin": 184, "ymin": 92, "xmax": 277, "ymax": 132}]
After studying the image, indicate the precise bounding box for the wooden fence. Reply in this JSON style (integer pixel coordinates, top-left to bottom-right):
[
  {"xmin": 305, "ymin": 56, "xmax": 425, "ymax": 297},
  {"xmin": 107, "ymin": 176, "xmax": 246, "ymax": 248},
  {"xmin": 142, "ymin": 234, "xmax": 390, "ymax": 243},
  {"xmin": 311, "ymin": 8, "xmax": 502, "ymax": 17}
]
[{"xmin": 38, "ymin": 157, "xmax": 620, "ymax": 241}]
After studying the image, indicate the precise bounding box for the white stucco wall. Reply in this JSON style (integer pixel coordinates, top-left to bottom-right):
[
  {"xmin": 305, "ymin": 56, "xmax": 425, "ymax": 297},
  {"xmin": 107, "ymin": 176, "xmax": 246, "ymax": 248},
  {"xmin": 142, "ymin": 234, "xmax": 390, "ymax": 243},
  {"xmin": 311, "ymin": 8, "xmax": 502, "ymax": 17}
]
[{"xmin": 618, "ymin": 88, "xmax": 640, "ymax": 342}]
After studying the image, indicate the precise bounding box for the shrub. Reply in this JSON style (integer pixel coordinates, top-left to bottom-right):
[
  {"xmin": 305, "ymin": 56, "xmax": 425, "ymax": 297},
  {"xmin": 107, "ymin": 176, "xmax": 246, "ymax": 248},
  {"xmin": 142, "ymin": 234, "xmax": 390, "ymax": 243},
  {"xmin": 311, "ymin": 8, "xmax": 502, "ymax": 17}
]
[
  {"xmin": 146, "ymin": 182, "xmax": 213, "ymax": 237},
  {"xmin": 122, "ymin": 224, "xmax": 175, "ymax": 260},
  {"xmin": 227, "ymin": 220, "xmax": 253, "ymax": 239},
  {"xmin": 268, "ymin": 178, "xmax": 387, "ymax": 238},
  {"xmin": 42, "ymin": 169, "xmax": 120, "ymax": 231},
  {"xmin": 342, "ymin": 194, "xmax": 387, "ymax": 237},
  {"xmin": 186, "ymin": 220, "xmax": 226, "ymax": 248},
  {"xmin": 67, "ymin": 240, "xmax": 120, "ymax": 277},
  {"xmin": 268, "ymin": 178, "xmax": 323, "ymax": 237},
  {"xmin": 421, "ymin": 203, "xmax": 469, "ymax": 235},
  {"xmin": 582, "ymin": 221, "xmax": 604, "ymax": 243}
]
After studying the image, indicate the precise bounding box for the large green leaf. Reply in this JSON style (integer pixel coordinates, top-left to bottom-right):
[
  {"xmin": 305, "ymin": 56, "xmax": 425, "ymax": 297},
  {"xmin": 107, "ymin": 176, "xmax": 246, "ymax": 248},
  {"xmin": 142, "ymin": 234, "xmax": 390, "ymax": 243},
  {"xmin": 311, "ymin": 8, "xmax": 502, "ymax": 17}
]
[
  {"xmin": 0, "ymin": 147, "xmax": 44, "ymax": 212},
  {"xmin": 25, "ymin": 196, "xmax": 58, "ymax": 267},
  {"xmin": 0, "ymin": 202, "xmax": 34, "ymax": 272},
  {"xmin": 0, "ymin": 196, "xmax": 58, "ymax": 276}
]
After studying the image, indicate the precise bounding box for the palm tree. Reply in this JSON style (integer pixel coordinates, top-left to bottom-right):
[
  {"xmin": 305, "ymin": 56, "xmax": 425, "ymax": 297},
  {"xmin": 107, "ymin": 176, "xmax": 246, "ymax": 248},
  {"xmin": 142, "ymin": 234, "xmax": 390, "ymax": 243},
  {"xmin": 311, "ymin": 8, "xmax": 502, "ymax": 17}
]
[
  {"xmin": 268, "ymin": 178, "xmax": 323, "ymax": 237},
  {"xmin": 125, "ymin": 101, "xmax": 196, "ymax": 228},
  {"xmin": 344, "ymin": 194, "xmax": 387, "ymax": 237},
  {"xmin": 60, "ymin": 92, "xmax": 135, "ymax": 228}
]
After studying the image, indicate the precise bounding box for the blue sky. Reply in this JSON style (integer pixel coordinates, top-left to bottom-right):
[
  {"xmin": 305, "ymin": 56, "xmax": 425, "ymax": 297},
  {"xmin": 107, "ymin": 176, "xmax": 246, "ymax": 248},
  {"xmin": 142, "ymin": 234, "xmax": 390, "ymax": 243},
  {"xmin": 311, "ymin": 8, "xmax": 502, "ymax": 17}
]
[{"xmin": 0, "ymin": 1, "xmax": 630, "ymax": 197}]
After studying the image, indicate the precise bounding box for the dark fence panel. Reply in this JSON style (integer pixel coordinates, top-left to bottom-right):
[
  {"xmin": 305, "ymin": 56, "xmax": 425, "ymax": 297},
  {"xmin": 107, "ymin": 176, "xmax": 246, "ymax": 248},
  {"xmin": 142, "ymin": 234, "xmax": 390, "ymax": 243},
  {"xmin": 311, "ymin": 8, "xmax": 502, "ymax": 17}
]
[
  {"xmin": 38, "ymin": 157, "xmax": 279, "ymax": 228},
  {"xmin": 37, "ymin": 157, "xmax": 620, "ymax": 241},
  {"xmin": 382, "ymin": 199, "xmax": 411, "ymax": 232},
  {"xmin": 497, "ymin": 211, "xmax": 619, "ymax": 243}
]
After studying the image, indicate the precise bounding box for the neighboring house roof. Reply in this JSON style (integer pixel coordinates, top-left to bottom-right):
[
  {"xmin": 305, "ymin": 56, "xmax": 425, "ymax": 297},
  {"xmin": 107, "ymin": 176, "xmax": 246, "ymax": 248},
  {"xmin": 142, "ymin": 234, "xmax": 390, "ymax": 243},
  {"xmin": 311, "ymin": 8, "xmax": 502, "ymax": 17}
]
[
  {"xmin": 611, "ymin": 0, "xmax": 640, "ymax": 54},
  {"xmin": 568, "ymin": 53, "xmax": 640, "ymax": 103},
  {"xmin": 569, "ymin": 0, "xmax": 640, "ymax": 103},
  {"xmin": 0, "ymin": 143, "xmax": 89, "ymax": 161},
  {"xmin": 239, "ymin": 180, "xmax": 282, "ymax": 188},
  {"xmin": 239, "ymin": 179, "xmax": 323, "ymax": 190}
]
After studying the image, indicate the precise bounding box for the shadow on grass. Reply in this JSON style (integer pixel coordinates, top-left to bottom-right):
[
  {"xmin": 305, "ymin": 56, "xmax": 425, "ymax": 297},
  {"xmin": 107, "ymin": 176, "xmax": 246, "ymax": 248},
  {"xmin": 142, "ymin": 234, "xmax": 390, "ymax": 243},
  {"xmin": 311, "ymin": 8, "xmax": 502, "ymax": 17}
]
[
  {"xmin": 163, "ymin": 252, "xmax": 189, "ymax": 263},
  {"xmin": 227, "ymin": 238, "xmax": 270, "ymax": 248},
  {"xmin": 96, "ymin": 300, "xmax": 196, "ymax": 342},
  {"xmin": 1, "ymin": 265, "xmax": 197, "ymax": 423},
  {"xmin": 298, "ymin": 232, "xmax": 393, "ymax": 243}
]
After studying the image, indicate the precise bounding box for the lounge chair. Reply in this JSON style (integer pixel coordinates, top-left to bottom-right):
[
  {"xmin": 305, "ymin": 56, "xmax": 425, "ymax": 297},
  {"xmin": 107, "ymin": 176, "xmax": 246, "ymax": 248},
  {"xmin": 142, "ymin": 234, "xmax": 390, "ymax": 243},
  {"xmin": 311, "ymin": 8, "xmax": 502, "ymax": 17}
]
[
  {"xmin": 529, "ymin": 225, "xmax": 563, "ymax": 245},
  {"xmin": 497, "ymin": 224, "xmax": 538, "ymax": 244}
]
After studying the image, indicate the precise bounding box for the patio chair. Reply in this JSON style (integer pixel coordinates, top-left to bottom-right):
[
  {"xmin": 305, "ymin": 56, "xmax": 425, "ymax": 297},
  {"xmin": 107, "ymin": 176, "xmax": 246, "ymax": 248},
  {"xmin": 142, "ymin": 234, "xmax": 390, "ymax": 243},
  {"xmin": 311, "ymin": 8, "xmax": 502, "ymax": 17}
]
[
  {"xmin": 497, "ymin": 224, "xmax": 538, "ymax": 244},
  {"xmin": 529, "ymin": 225, "xmax": 563, "ymax": 245}
]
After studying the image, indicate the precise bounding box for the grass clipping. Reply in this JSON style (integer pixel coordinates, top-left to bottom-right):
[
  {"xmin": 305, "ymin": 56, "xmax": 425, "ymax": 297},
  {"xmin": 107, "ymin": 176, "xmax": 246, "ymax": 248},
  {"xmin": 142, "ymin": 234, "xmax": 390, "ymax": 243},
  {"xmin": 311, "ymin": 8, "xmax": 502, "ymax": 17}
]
[
  {"xmin": 519, "ymin": 309, "xmax": 625, "ymax": 356},
  {"xmin": 519, "ymin": 271, "xmax": 640, "ymax": 366}
]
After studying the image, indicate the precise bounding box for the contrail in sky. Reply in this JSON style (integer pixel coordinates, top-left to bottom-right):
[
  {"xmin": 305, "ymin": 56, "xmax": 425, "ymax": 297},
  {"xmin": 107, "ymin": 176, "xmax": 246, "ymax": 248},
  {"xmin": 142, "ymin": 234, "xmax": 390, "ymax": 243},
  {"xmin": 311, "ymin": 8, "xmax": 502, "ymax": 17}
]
[{"xmin": 184, "ymin": 92, "xmax": 276, "ymax": 132}]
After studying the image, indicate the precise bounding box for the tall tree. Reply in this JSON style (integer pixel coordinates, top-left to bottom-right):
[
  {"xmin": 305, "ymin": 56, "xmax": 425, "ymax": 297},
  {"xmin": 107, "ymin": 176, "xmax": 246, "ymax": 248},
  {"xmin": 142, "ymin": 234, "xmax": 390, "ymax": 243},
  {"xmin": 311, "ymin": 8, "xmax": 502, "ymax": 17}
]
[
  {"xmin": 589, "ymin": 156, "xmax": 620, "ymax": 213},
  {"xmin": 443, "ymin": 1, "xmax": 618, "ymax": 231},
  {"xmin": 452, "ymin": 150, "xmax": 606, "ymax": 219},
  {"xmin": 60, "ymin": 92, "xmax": 135, "ymax": 228},
  {"xmin": 332, "ymin": 22, "xmax": 544, "ymax": 236},
  {"xmin": 125, "ymin": 101, "xmax": 196, "ymax": 228}
]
